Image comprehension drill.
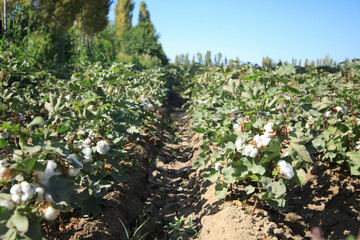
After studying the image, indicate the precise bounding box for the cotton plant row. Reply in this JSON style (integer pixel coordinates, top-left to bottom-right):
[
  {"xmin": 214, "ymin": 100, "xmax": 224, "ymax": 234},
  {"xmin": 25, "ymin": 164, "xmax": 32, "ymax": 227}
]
[
  {"xmin": 0, "ymin": 63, "xmax": 171, "ymax": 239},
  {"xmin": 186, "ymin": 62, "xmax": 360, "ymax": 209}
]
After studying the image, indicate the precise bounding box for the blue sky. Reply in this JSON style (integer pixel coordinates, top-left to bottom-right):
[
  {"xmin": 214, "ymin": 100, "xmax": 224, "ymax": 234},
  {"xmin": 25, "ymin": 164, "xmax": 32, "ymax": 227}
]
[{"xmin": 108, "ymin": 0, "xmax": 360, "ymax": 65}]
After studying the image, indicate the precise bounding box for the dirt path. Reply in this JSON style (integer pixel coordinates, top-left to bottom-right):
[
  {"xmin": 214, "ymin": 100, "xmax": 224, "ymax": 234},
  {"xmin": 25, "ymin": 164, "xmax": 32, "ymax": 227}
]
[
  {"xmin": 50, "ymin": 92, "xmax": 360, "ymax": 240},
  {"xmin": 142, "ymin": 93, "xmax": 295, "ymax": 240}
]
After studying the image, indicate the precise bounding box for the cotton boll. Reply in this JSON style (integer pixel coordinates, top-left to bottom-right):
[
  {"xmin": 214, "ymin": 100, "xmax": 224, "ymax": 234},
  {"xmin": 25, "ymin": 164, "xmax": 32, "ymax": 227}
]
[
  {"xmin": 45, "ymin": 193, "xmax": 54, "ymax": 203},
  {"xmin": 68, "ymin": 168, "xmax": 81, "ymax": 177},
  {"xmin": 287, "ymin": 127, "xmax": 294, "ymax": 133},
  {"xmin": 244, "ymin": 145, "xmax": 254, "ymax": 156},
  {"xmin": 96, "ymin": 140, "xmax": 110, "ymax": 155},
  {"xmin": 214, "ymin": 161, "xmax": 224, "ymax": 171},
  {"xmin": 35, "ymin": 186, "xmax": 45, "ymax": 201},
  {"xmin": 356, "ymin": 145, "xmax": 360, "ymax": 150},
  {"xmin": 20, "ymin": 182, "xmax": 34, "ymax": 195},
  {"xmin": 325, "ymin": 111, "xmax": 331, "ymax": 118},
  {"xmin": 253, "ymin": 134, "xmax": 261, "ymax": 144},
  {"xmin": 260, "ymin": 135, "xmax": 272, "ymax": 148},
  {"xmin": 11, "ymin": 194, "xmax": 21, "ymax": 203},
  {"xmin": 82, "ymin": 147, "xmax": 93, "ymax": 162},
  {"xmin": 83, "ymin": 137, "xmax": 92, "ymax": 148},
  {"xmin": 357, "ymin": 118, "xmax": 360, "ymax": 126},
  {"xmin": 233, "ymin": 123, "xmax": 239, "ymax": 130},
  {"xmin": 249, "ymin": 148, "xmax": 259, "ymax": 158},
  {"xmin": 278, "ymin": 160, "xmax": 294, "ymax": 180},
  {"xmin": 45, "ymin": 160, "xmax": 57, "ymax": 174},
  {"xmin": 0, "ymin": 199, "xmax": 15, "ymax": 211},
  {"xmin": 334, "ymin": 106, "xmax": 346, "ymax": 114},
  {"xmin": 264, "ymin": 122, "xmax": 274, "ymax": 133},
  {"xmin": 21, "ymin": 193, "xmax": 32, "ymax": 202},
  {"xmin": 43, "ymin": 206, "xmax": 60, "ymax": 221},
  {"xmin": 10, "ymin": 184, "xmax": 22, "ymax": 195},
  {"xmin": 235, "ymin": 138, "xmax": 243, "ymax": 152}
]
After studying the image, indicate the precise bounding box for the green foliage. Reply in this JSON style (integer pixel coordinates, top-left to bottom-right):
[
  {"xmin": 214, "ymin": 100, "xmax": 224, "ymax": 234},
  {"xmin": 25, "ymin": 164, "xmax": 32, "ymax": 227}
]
[
  {"xmin": 0, "ymin": 58, "xmax": 172, "ymax": 239},
  {"xmin": 114, "ymin": 0, "xmax": 135, "ymax": 38},
  {"xmin": 185, "ymin": 60, "xmax": 360, "ymax": 209},
  {"xmin": 121, "ymin": 22, "xmax": 168, "ymax": 65}
]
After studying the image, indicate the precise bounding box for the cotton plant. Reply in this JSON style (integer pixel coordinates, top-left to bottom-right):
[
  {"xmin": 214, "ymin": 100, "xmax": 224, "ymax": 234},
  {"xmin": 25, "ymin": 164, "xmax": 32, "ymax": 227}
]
[
  {"xmin": 240, "ymin": 122, "xmax": 276, "ymax": 158},
  {"xmin": 277, "ymin": 160, "xmax": 295, "ymax": 180}
]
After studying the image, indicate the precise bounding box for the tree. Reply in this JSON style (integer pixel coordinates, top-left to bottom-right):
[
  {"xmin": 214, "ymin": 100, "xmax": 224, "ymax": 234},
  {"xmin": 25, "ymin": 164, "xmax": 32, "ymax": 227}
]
[
  {"xmin": 205, "ymin": 51, "xmax": 211, "ymax": 66},
  {"xmin": 77, "ymin": 0, "xmax": 111, "ymax": 35},
  {"xmin": 121, "ymin": 22, "xmax": 168, "ymax": 64},
  {"xmin": 196, "ymin": 52, "xmax": 203, "ymax": 65},
  {"xmin": 114, "ymin": 0, "xmax": 134, "ymax": 38},
  {"xmin": 138, "ymin": 1, "xmax": 154, "ymax": 30}
]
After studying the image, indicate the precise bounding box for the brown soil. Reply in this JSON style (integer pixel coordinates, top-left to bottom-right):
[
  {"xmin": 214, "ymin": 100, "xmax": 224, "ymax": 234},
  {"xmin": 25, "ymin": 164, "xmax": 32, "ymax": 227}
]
[{"xmin": 44, "ymin": 92, "xmax": 360, "ymax": 240}]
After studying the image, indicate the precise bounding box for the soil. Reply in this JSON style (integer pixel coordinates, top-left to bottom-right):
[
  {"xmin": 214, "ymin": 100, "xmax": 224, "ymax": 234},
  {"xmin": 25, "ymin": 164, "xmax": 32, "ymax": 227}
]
[{"xmin": 44, "ymin": 92, "xmax": 360, "ymax": 240}]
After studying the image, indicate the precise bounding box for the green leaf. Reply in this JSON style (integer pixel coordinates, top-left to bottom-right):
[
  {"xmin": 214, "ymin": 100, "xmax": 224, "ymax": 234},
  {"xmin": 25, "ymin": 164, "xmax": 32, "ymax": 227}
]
[
  {"xmin": 222, "ymin": 166, "xmax": 236, "ymax": 183},
  {"xmin": 346, "ymin": 152, "xmax": 360, "ymax": 175},
  {"xmin": 21, "ymin": 158, "xmax": 37, "ymax": 171},
  {"xmin": 0, "ymin": 139, "xmax": 8, "ymax": 148},
  {"xmin": 0, "ymin": 206, "xmax": 10, "ymax": 221},
  {"xmin": 55, "ymin": 124, "xmax": 70, "ymax": 133},
  {"xmin": 243, "ymin": 157, "xmax": 266, "ymax": 175},
  {"xmin": 290, "ymin": 142, "xmax": 313, "ymax": 163},
  {"xmin": 245, "ymin": 185, "xmax": 255, "ymax": 194},
  {"xmin": 81, "ymin": 197, "xmax": 102, "ymax": 217},
  {"xmin": 24, "ymin": 220, "xmax": 42, "ymax": 240},
  {"xmin": 69, "ymin": 83, "xmax": 80, "ymax": 92},
  {"xmin": 27, "ymin": 116, "xmax": 46, "ymax": 128},
  {"xmin": 6, "ymin": 211, "xmax": 29, "ymax": 233},
  {"xmin": 22, "ymin": 145, "xmax": 42, "ymax": 155},
  {"xmin": 215, "ymin": 183, "xmax": 228, "ymax": 199},
  {"xmin": 204, "ymin": 169, "xmax": 220, "ymax": 183},
  {"xmin": 111, "ymin": 168, "xmax": 130, "ymax": 182},
  {"xmin": 293, "ymin": 168, "xmax": 307, "ymax": 186},
  {"xmin": 268, "ymin": 182, "xmax": 286, "ymax": 198},
  {"xmin": 47, "ymin": 176, "xmax": 77, "ymax": 203}
]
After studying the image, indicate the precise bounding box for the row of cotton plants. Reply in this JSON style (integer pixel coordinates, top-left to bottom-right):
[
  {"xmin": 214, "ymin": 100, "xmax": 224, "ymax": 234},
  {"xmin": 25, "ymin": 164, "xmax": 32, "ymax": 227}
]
[
  {"xmin": 0, "ymin": 62, "xmax": 170, "ymax": 239},
  {"xmin": 185, "ymin": 62, "xmax": 360, "ymax": 209}
]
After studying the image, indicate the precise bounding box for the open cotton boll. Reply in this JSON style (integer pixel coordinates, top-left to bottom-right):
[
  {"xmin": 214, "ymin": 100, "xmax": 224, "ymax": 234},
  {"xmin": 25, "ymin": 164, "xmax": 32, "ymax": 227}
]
[
  {"xmin": 325, "ymin": 111, "xmax": 332, "ymax": 117},
  {"xmin": 0, "ymin": 199, "xmax": 15, "ymax": 211},
  {"xmin": 45, "ymin": 160, "xmax": 57, "ymax": 174},
  {"xmin": 214, "ymin": 161, "xmax": 224, "ymax": 171},
  {"xmin": 45, "ymin": 193, "xmax": 54, "ymax": 203},
  {"xmin": 334, "ymin": 106, "xmax": 346, "ymax": 114},
  {"xmin": 35, "ymin": 186, "xmax": 45, "ymax": 201},
  {"xmin": 357, "ymin": 118, "xmax": 360, "ymax": 126},
  {"xmin": 10, "ymin": 184, "xmax": 22, "ymax": 196},
  {"xmin": 233, "ymin": 123, "xmax": 240, "ymax": 130},
  {"xmin": 278, "ymin": 160, "xmax": 294, "ymax": 180},
  {"xmin": 244, "ymin": 145, "xmax": 255, "ymax": 156},
  {"xmin": 68, "ymin": 168, "xmax": 81, "ymax": 177},
  {"xmin": 43, "ymin": 206, "xmax": 60, "ymax": 221},
  {"xmin": 249, "ymin": 147, "xmax": 259, "ymax": 158},
  {"xmin": 96, "ymin": 140, "xmax": 110, "ymax": 155},
  {"xmin": 82, "ymin": 147, "xmax": 93, "ymax": 162},
  {"xmin": 253, "ymin": 134, "xmax": 261, "ymax": 144},
  {"xmin": 235, "ymin": 138, "xmax": 243, "ymax": 152},
  {"xmin": 260, "ymin": 135, "xmax": 272, "ymax": 148},
  {"xmin": 264, "ymin": 122, "xmax": 275, "ymax": 133},
  {"xmin": 82, "ymin": 137, "xmax": 92, "ymax": 148}
]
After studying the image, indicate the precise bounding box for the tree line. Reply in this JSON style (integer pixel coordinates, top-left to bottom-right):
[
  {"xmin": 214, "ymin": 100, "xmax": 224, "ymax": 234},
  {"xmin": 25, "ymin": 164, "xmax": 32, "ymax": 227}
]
[{"xmin": 0, "ymin": 0, "xmax": 168, "ymax": 68}]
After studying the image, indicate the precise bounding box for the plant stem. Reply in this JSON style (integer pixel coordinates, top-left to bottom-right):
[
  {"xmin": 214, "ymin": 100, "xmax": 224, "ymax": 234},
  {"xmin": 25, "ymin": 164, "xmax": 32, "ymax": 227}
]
[{"xmin": 251, "ymin": 197, "xmax": 259, "ymax": 215}]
